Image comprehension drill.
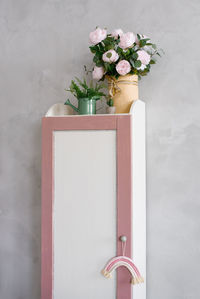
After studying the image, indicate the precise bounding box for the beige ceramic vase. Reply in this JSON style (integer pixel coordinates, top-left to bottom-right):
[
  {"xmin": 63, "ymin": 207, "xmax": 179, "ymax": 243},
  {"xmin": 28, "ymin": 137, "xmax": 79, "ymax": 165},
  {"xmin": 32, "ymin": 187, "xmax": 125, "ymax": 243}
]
[{"xmin": 107, "ymin": 74, "xmax": 138, "ymax": 113}]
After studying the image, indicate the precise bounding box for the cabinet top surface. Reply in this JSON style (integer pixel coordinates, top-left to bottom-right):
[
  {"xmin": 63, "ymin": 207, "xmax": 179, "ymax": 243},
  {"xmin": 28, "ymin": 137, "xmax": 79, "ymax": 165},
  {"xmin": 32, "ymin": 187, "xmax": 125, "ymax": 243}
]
[
  {"xmin": 43, "ymin": 100, "xmax": 145, "ymax": 120},
  {"xmin": 43, "ymin": 113, "xmax": 131, "ymax": 120}
]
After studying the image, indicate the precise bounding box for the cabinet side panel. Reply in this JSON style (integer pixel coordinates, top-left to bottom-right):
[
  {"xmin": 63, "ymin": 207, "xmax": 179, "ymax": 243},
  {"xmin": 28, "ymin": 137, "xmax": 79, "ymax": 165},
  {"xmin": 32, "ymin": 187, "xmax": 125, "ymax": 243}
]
[
  {"xmin": 53, "ymin": 130, "xmax": 117, "ymax": 299},
  {"xmin": 41, "ymin": 120, "xmax": 53, "ymax": 299},
  {"xmin": 131, "ymin": 101, "xmax": 146, "ymax": 299},
  {"xmin": 117, "ymin": 116, "xmax": 132, "ymax": 299}
]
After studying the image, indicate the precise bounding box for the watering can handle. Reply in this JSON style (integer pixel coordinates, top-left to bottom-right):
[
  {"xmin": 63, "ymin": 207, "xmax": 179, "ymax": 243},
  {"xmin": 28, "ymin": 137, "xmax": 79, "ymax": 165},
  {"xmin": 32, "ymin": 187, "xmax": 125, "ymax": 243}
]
[{"xmin": 64, "ymin": 99, "xmax": 79, "ymax": 113}]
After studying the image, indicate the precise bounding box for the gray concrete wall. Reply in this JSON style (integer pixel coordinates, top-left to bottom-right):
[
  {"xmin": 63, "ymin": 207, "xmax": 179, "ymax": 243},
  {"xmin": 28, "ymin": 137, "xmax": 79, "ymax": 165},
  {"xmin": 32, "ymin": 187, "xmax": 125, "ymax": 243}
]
[{"xmin": 0, "ymin": 0, "xmax": 200, "ymax": 298}]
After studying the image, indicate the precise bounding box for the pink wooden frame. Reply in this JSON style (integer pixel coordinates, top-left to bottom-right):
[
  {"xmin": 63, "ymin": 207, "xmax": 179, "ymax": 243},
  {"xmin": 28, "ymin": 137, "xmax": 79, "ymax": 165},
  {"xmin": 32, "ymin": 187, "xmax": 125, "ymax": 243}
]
[{"xmin": 41, "ymin": 115, "xmax": 132, "ymax": 299}]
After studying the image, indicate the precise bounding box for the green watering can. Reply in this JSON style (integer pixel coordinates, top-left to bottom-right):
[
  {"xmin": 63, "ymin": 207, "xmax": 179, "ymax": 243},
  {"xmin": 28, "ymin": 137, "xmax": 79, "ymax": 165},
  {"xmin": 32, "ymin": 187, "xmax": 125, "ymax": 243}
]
[{"xmin": 65, "ymin": 97, "xmax": 100, "ymax": 115}]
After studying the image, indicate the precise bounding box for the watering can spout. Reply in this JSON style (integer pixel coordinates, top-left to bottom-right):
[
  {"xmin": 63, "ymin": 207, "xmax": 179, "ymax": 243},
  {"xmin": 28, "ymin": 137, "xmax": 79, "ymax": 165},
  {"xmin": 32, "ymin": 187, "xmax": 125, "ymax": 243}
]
[{"xmin": 64, "ymin": 99, "xmax": 79, "ymax": 113}]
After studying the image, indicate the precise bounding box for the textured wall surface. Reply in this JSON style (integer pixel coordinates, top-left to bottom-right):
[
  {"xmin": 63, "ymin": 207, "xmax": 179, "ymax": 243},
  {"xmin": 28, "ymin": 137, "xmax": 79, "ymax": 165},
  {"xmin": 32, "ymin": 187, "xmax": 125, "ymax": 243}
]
[{"xmin": 0, "ymin": 0, "xmax": 200, "ymax": 298}]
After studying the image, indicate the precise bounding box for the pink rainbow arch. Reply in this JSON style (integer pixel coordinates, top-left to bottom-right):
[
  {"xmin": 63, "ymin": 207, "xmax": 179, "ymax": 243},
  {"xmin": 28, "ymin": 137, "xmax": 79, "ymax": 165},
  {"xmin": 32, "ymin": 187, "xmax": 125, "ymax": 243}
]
[{"xmin": 102, "ymin": 256, "xmax": 144, "ymax": 285}]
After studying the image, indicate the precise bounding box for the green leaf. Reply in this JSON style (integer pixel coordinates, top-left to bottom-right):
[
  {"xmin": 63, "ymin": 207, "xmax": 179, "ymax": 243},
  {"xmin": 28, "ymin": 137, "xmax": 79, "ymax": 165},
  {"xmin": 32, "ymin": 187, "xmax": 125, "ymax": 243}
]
[
  {"xmin": 106, "ymin": 45, "xmax": 114, "ymax": 50},
  {"xmin": 139, "ymin": 40, "xmax": 146, "ymax": 47},
  {"xmin": 65, "ymin": 77, "xmax": 106, "ymax": 101},
  {"xmin": 103, "ymin": 39, "xmax": 111, "ymax": 46},
  {"xmin": 104, "ymin": 62, "xmax": 112, "ymax": 72},
  {"xmin": 125, "ymin": 49, "xmax": 130, "ymax": 56},
  {"xmin": 89, "ymin": 47, "xmax": 95, "ymax": 53},
  {"xmin": 134, "ymin": 60, "xmax": 142, "ymax": 68},
  {"xmin": 75, "ymin": 77, "xmax": 87, "ymax": 90},
  {"xmin": 132, "ymin": 52, "xmax": 138, "ymax": 60},
  {"xmin": 99, "ymin": 42, "xmax": 105, "ymax": 51},
  {"xmin": 150, "ymin": 59, "xmax": 156, "ymax": 64},
  {"xmin": 93, "ymin": 55, "xmax": 103, "ymax": 67},
  {"xmin": 107, "ymin": 98, "xmax": 114, "ymax": 107},
  {"xmin": 152, "ymin": 44, "xmax": 157, "ymax": 50},
  {"xmin": 91, "ymin": 95, "xmax": 101, "ymax": 101},
  {"xmin": 141, "ymin": 38, "xmax": 150, "ymax": 42},
  {"xmin": 130, "ymin": 58, "xmax": 135, "ymax": 67},
  {"xmin": 89, "ymin": 45, "xmax": 99, "ymax": 53}
]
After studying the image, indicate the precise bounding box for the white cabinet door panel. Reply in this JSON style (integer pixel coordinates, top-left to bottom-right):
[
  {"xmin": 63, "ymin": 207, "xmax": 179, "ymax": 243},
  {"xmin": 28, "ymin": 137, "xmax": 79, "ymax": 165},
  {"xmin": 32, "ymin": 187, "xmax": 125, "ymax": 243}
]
[{"xmin": 53, "ymin": 130, "xmax": 117, "ymax": 299}]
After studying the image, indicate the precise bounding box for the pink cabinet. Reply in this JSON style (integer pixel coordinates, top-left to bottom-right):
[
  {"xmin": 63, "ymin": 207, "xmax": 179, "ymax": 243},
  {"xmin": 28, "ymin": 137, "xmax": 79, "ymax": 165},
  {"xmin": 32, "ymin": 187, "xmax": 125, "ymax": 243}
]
[{"xmin": 41, "ymin": 100, "xmax": 146, "ymax": 299}]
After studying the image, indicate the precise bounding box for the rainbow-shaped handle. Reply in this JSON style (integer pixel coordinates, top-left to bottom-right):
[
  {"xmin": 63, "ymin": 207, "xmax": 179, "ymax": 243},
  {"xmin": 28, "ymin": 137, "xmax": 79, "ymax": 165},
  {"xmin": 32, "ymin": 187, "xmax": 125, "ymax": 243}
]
[{"xmin": 101, "ymin": 256, "xmax": 144, "ymax": 285}]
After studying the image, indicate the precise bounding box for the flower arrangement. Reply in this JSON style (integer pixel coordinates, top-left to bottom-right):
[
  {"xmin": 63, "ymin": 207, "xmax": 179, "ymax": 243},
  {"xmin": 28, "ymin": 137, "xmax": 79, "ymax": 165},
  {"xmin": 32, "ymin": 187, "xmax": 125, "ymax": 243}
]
[
  {"xmin": 65, "ymin": 77, "xmax": 105, "ymax": 100},
  {"xmin": 89, "ymin": 27, "xmax": 162, "ymax": 80},
  {"xmin": 64, "ymin": 77, "xmax": 106, "ymax": 115}
]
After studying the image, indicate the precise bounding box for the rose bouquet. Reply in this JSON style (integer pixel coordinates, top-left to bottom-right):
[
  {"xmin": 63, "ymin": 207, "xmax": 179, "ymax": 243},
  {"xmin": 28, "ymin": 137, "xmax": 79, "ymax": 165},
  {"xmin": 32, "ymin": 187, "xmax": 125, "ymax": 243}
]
[
  {"xmin": 89, "ymin": 27, "xmax": 161, "ymax": 80},
  {"xmin": 88, "ymin": 27, "xmax": 162, "ymax": 113}
]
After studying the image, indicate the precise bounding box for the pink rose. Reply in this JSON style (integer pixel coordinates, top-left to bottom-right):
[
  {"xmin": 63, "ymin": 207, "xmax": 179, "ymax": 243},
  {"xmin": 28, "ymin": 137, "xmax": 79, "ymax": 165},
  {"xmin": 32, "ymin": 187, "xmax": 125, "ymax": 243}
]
[
  {"xmin": 116, "ymin": 60, "xmax": 131, "ymax": 76},
  {"xmin": 119, "ymin": 32, "xmax": 135, "ymax": 49},
  {"xmin": 102, "ymin": 49, "xmax": 119, "ymax": 63},
  {"xmin": 137, "ymin": 50, "xmax": 151, "ymax": 65},
  {"xmin": 89, "ymin": 27, "xmax": 107, "ymax": 45},
  {"xmin": 92, "ymin": 66, "xmax": 104, "ymax": 80},
  {"xmin": 111, "ymin": 28, "xmax": 123, "ymax": 39}
]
